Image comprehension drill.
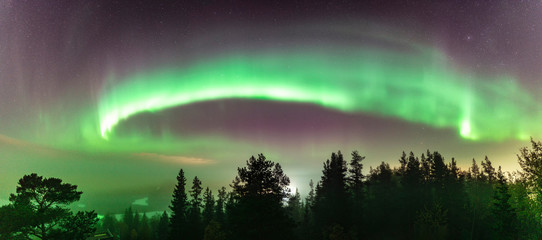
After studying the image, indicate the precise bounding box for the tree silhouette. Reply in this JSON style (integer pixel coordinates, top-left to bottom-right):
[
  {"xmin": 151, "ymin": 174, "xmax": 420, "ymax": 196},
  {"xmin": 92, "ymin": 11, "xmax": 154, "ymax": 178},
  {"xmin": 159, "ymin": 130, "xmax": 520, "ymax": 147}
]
[
  {"xmin": 46, "ymin": 139, "xmax": 542, "ymax": 240},
  {"xmin": 214, "ymin": 187, "xmax": 227, "ymax": 225},
  {"xmin": 100, "ymin": 213, "xmax": 118, "ymax": 237},
  {"xmin": 482, "ymin": 156, "xmax": 496, "ymax": 183},
  {"xmin": 313, "ymin": 151, "xmax": 351, "ymax": 239},
  {"xmin": 0, "ymin": 173, "xmax": 97, "ymax": 240},
  {"xmin": 156, "ymin": 211, "xmax": 169, "ymax": 240},
  {"xmin": 287, "ymin": 188, "xmax": 303, "ymax": 239},
  {"xmin": 121, "ymin": 207, "xmax": 134, "ymax": 240},
  {"xmin": 202, "ymin": 187, "xmax": 215, "ymax": 229},
  {"xmin": 230, "ymin": 154, "xmax": 294, "ymax": 240},
  {"xmin": 518, "ymin": 138, "xmax": 542, "ymax": 198},
  {"xmin": 366, "ymin": 161, "xmax": 396, "ymax": 239},
  {"xmin": 491, "ymin": 167, "xmax": 517, "ymax": 239},
  {"xmin": 348, "ymin": 151, "xmax": 365, "ymax": 238},
  {"xmin": 187, "ymin": 176, "xmax": 203, "ymax": 240},
  {"xmin": 203, "ymin": 220, "xmax": 226, "ymax": 240},
  {"xmin": 169, "ymin": 169, "xmax": 188, "ymax": 240}
]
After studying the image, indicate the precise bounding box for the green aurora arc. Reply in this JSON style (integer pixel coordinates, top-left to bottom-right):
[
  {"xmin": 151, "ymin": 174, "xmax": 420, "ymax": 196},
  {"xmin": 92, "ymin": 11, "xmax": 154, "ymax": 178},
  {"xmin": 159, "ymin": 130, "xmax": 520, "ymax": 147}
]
[{"xmin": 97, "ymin": 46, "xmax": 538, "ymax": 142}]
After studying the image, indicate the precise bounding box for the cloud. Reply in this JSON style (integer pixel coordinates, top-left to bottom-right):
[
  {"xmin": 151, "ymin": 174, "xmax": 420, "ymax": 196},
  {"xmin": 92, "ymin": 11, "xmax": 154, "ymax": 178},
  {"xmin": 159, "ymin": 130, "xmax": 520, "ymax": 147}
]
[
  {"xmin": 0, "ymin": 133, "xmax": 68, "ymax": 158},
  {"xmin": 132, "ymin": 197, "xmax": 149, "ymax": 206},
  {"xmin": 133, "ymin": 153, "xmax": 215, "ymax": 165}
]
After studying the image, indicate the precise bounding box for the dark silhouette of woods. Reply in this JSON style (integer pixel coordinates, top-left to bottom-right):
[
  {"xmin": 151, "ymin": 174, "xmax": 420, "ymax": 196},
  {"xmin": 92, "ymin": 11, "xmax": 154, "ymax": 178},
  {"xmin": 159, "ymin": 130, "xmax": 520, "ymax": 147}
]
[
  {"xmin": 135, "ymin": 139, "xmax": 540, "ymax": 240},
  {"xmin": 4, "ymin": 139, "xmax": 542, "ymax": 239},
  {"xmin": 0, "ymin": 173, "xmax": 98, "ymax": 240}
]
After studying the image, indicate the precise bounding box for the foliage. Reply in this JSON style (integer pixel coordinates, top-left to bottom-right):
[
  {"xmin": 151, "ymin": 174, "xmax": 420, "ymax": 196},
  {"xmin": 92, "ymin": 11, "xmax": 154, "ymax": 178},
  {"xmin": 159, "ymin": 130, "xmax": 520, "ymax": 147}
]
[
  {"xmin": 0, "ymin": 173, "xmax": 97, "ymax": 240},
  {"xmin": 169, "ymin": 169, "xmax": 188, "ymax": 240},
  {"xmin": 229, "ymin": 154, "xmax": 294, "ymax": 240}
]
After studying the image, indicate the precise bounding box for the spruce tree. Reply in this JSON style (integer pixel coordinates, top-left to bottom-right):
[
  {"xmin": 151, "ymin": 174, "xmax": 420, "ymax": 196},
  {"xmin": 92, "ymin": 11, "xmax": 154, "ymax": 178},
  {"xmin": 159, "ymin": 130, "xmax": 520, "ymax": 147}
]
[
  {"xmin": 214, "ymin": 187, "xmax": 227, "ymax": 225},
  {"xmin": 287, "ymin": 188, "xmax": 303, "ymax": 223},
  {"xmin": 313, "ymin": 151, "xmax": 350, "ymax": 239},
  {"xmin": 348, "ymin": 151, "xmax": 365, "ymax": 238},
  {"xmin": 139, "ymin": 213, "xmax": 151, "ymax": 240},
  {"xmin": 122, "ymin": 207, "xmax": 134, "ymax": 240},
  {"xmin": 156, "ymin": 211, "xmax": 169, "ymax": 240},
  {"xmin": 468, "ymin": 158, "xmax": 480, "ymax": 180},
  {"xmin": 491, "ymin": 167, "xmax": 517, "ymax": 239},
  {"xmin": 169, "ymin": 169, "xmax": 188, "ymax": 240},
  {"xmin": 482, "ymin": 156, "xmax": 496, "ymax": 183},
  {"xmin": 202, "ymin": 187, "xmax": 215, "ymax": 228},
  {"xmin": 187, "ymin": 176, "xmax": 203, "ymax": 240}
]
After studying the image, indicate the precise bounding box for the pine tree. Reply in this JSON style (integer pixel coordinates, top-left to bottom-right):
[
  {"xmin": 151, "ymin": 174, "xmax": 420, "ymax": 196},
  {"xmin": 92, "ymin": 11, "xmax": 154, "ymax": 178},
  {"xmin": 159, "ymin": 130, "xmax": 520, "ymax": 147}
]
[
  {"xmin": 229, "ymin": 154, "xmax": 294, "ymax": 240},
  {"xmin": 482, "ymin": 156, "xmax": 496, "ymax": 183},
  {"xmin": 304, "ymin": 180, "xmax": 315, "ymax": 210},
  {"xmin": 313, "ymin": 151, "xmax": 351, "ymax": 239},
  {"xmin": 301, "ymin": 179, "xmax": 316, "ymax": 240},
  {"xmin": 101, "ymin": 213, "xmax": 118, "ymax": 236},
  {"xmin": 187, "ymin": 176, "xmax": 203, "ymax": 240},
  {"xmin": 202, "ymin": 187, "xmax": 215, "ymax": 228},
  {"xmin": 348, "ymin": 151, "xmax": 365, "ymax": 238},
  {"xmin": 491, "ymin": 167, "xmax": 517, "ymax": 239},
  {"xmin": 420, "ymin": 153, "xmax": 432, "ymax": 182},
  {"xmin": 518, "ymin": 138, "xmax": 542, "ymax": 200},
  {"xmin": 398, "ymin": 151, "xmax": 408, "ymax": 176},
  {"xmin": 169, "ymin": 169, "xmax": 188, "ymax": 240},
  {"xmin": 0, "ymin": 173, "xmax": 98, "ymax": 240},
  {"xmin": 366, "ymin": 161, "xmax": 395, "ymax": 239},
  {"xmin": 287, "ymin": 188, "xmax": 303, "ymax": 223},
  {"xmin": 156, "ymin": 211, "xmax": 169, "ymax": 240},
  {"xmin": 214, "ymin": 187, "xmax": 227, "ymax": 225},
  {"xmin": 401, "ymin": 152, "xmax": 423, "ymax": 236},
  {"xmin": 122, "ymin": 207, "xmax": 134, "ymax": 240},
  {"xmin": 348, "ymin": 151, "xmax": 365, "ymax": 191},
  {"xmin": 444, "ymin": 158, "xmax": 469, "ymax": 238},
  {"xmin": 430, "ymin": 151, "xmax": 447, "ymax": 186},
  {"xmin": 404, "ymin": 152, "xmax": 421, "ymax": 185},
  {"xmin": 466, "ymin": 158, "xmax": 494, "ymax": 239},
  {"xmin": 468, "ymin": 158, "xmax": 480, "ymax": 180},
  {"xmin": 138, "ymin": 213, "xmax": 151, "ymax": 240},
  {"xmin": 133, "ymin": 210, "xmax": 140, "ymax": 236}
]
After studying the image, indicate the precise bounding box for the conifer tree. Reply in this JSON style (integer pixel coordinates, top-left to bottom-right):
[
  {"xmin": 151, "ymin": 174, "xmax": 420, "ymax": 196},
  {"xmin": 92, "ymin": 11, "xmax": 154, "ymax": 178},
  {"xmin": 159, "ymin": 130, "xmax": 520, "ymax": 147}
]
[
  {"xmin": 0, "ymin": 173, "xmax": 98, "ymax": 240},
  {"xmin": 214, "ymin": 187, "xmax": 227, "ymax": 225},
  {"xmin": 491, "ymin": 167, "xmax": 517, "ymax": 239},
  {"xmin": 518, "ymin": 138, "xmax": 542, "ymax": 199},
  {"xmin": 138, "ymin": 213, "xmax": 151, "ymax": 240},
  {"xmin": 482, "ymin": 156, "xmax": 496, "ymax": 183},
  {"xmin": 348, "ymin": 151, "xmax": 365, "ymax": 238},
  {"xmin": 313, "ymin": 151, "xmax": 350, "ymax": 239},
  {"xmin": 420, "ymin": 153, "xmax": 432, "ymax": 182},
  {"xmin": 202, "ymin": 187, "xmax": 215, "ymax": 228},
  {"xmin": 230, "ymin": 154, "xmax": 293, "ymax": 240},
  {"xmin": 121, "ymin": 207, "xmax": 134, "ymax": 240},
  {"xmin": 287, "ymin": 188, "xmax": 303, "ymax": 223},
  {"xmin": 187, "ymin": 176, "xmax": 203, "ymax": 240},
  {"xmin": 169, "ymin": 169, "xmax": 188, "ymax": 240},
  {"xmin": 156, "ymin": 211, "xmax": 169, "ymax": 240},
  {"xmin": 468, "ymin": 158, "xmax": 481, "ymax": 180}
]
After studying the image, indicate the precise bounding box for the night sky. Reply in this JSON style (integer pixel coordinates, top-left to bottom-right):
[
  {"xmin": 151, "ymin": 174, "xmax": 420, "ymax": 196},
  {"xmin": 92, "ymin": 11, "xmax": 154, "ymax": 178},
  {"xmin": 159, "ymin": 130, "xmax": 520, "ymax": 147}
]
[{"xmin": 1, "ymin": 0, "xmax": 542, "ymax": 214}]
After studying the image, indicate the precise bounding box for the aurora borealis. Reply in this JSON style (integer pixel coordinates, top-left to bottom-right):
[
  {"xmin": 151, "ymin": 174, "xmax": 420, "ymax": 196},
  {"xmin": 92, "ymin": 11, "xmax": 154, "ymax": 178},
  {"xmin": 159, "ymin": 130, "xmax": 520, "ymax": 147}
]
[
  {"xmin": 99, "ymin": 45, "xmax": 535, "ymax": 141},
  {"xmin": 1, "ymin": 1, "xmax": 542, "ymax": 213}
]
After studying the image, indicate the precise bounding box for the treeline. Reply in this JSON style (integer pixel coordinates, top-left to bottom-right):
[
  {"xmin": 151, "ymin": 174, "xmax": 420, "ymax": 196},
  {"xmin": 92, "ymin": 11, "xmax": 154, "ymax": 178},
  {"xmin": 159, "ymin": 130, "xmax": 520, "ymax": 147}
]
[{"xmin": 97, "ymin": 139, "xmax": 542, "ymax": 240}]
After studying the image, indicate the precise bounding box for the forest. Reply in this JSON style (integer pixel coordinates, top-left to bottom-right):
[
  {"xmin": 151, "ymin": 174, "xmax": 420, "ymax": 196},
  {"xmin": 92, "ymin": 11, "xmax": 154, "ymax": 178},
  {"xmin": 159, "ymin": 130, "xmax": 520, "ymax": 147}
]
[{"xmin": 2, "ymin": 139, "xmax": 542, "ymax": 240}]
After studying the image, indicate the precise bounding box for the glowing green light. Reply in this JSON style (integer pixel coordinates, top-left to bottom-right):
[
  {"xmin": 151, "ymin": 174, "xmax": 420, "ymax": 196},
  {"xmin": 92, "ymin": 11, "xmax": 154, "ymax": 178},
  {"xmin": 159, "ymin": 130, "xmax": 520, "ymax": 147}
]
[
  {"xmin": 460, "ymin": 119, "xmax": 471, "ymax": 139},
  {"xmin": 98, "ymin": 47, "xmax": 538, "ymax": 141}
]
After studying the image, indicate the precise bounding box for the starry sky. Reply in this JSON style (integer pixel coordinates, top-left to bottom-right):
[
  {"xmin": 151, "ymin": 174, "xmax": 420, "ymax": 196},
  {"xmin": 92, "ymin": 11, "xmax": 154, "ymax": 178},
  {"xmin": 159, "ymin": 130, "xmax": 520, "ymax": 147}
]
[{"xmin": 1, "ymin": 0, "xmax": 542, "ymax": 213}]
